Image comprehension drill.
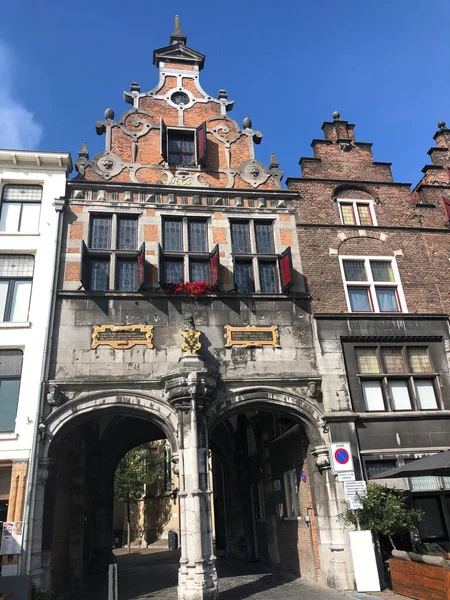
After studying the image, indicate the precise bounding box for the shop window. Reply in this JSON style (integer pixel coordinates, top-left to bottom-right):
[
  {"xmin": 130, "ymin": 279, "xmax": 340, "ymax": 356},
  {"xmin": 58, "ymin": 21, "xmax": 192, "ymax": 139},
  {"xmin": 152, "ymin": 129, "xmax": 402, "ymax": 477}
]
[
  {"xmin": 413, "ymin": 497, "xmax": 446, "ymax": 541},
  {"xmin": 231, "ymin": 220, "xmax": 294, "ymax": 293},
  {"xmin": 0, "ymin": 184, "xmax": 42, "ymax": 233},
  {"xmin": 160, "ymin": 120, "xmax": 207, "ymax": 167},
  {"xmin": 158, "ymin": 218, "xmax": 219, "ymax": 286},
  {"xmin": 0, "ymin": 255, "xmax": 34, "ymax": 322},
  {"xmin": 338, "ymin": 199, "xmax": 376, "ymax": 226},
  {"xmin": 283, "ymin": 469, "xmax": 300, "ymax": 518},
  {"xmin": 81, "ymin": 214, "xmax": 144, "ymax": 292},
  {"xmin": 340, "ymin": 257, "xmax": 405, "ymax": 313},
  {"xmin": 0, "ymin": 350, "xmax": 23, "ymax": 432},
  {"xmin": 356, "ymin": 346, "xmax": 439, "ymax": 412}
]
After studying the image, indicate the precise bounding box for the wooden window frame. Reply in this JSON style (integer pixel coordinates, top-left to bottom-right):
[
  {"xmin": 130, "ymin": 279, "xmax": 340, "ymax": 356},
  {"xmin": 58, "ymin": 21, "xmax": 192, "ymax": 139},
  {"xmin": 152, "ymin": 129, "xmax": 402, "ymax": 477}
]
[{"xmin": 338, "ymin": 198, "xmax": 377, "ymax": 226}]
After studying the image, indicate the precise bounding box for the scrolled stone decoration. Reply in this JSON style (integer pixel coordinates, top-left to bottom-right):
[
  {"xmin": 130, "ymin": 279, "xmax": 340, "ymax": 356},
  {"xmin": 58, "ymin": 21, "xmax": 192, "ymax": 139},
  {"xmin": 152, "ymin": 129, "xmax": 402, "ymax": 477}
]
[
  {"xmin": 162, "ymin": 169, "xmax": 210, "ymax": 187},
  {"xmin": 311, "ymin": 445, "xmax": 331, "ymax": 472},
  {"xmin": 47, "ymin": 383, "xmax": 61, "ymax": 407},
  {"xmin": 238, "ymin": 159, "xmax": 270, "ymax": 188},
  {"xmin": 118, "ymin": 108, "xmax": 153, "ymax": 141},
  {"xmin": 91, "ymin": 151, "xmax": 125, "ymax": 180}
]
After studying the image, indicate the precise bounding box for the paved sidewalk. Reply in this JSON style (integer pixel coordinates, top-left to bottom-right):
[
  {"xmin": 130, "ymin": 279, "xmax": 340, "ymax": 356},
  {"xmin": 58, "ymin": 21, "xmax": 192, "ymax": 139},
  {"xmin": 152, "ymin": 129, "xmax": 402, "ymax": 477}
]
[{"xmin": 115, "ymin": 548, "xmax": 349, "ymax": 599}]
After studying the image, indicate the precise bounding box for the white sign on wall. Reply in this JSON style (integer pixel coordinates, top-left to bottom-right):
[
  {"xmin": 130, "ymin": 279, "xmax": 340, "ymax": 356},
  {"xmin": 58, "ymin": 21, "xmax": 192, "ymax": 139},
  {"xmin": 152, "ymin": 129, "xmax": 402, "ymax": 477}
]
[
  {"xmin": 344, "ymin": 481, "xmax": 367, "ymax": 510},
  {"xmin": 329, "ymin": 443, "xmax": 354, "ymax": 474},
  {"xmin": 338, "ymin": 471, "xmax": 356, "ymax": 482}
]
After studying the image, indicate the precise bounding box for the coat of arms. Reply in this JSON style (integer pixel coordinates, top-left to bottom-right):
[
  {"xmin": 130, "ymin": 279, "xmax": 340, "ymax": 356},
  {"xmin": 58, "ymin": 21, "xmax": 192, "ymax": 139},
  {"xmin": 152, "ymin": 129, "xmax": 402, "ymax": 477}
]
[{"xmin": 181, "ymin": 329, "xmax": 201, "ymax": 354}]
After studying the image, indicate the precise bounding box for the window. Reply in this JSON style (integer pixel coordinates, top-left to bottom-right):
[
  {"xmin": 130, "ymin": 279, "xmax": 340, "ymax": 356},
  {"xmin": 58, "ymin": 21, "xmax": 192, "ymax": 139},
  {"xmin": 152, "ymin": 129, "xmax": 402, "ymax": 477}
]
[
  {"xmin": 365, "ymin": 460, "xmax": 397, "ymax": 479},
  {"xmin": 283, "ymin": 469, "xmax": 300, "ymax": 518},
  {"xmin": 355, "ymin": 346, "xmax": 438, "ymax": 411},
  {"xmin": 338, "ymin": 199, "xmax": 376, "ymax": 226},
  {"xmin": 158, "ymin": 218, "xmax": 220, "ymax": 286},
  {"xmin": 0, "ymin": 184, "xmax": 42, "ymax": 233},
  {"xmin": 231, "ymin": 220, "xmax": 294, "ymax": 293},
  {"xmin": 160, "ymin": 120, "xmax": 207, "ymax": 167},
  {"xmin": 0, "ymin": 350, "xmax": 23, "ymax": 432},
  {"xmin": 340, "ymin": 257, "xmax": 404, "ymax": 312},
  {"xmin": 413, "ymin": 497, "xmax": 446, "ymax": 541},
  {"xmin": 0, "ymin": 255, "xmax": 34, "ymax": 322},
  {"xmin": 81, "ymin": 214, "xmax": 144, "ymax": 291}
]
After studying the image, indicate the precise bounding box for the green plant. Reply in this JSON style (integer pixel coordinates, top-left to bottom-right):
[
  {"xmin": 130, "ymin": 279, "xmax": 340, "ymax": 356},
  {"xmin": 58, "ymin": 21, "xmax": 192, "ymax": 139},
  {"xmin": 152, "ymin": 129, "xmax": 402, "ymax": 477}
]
[
  {"xmin": 340, "ymin": 482, "xmax": 423, "ymax": 549},
  {"xmin": 31, "ymin": 584, "xmax": 55, "ymax": 600}
]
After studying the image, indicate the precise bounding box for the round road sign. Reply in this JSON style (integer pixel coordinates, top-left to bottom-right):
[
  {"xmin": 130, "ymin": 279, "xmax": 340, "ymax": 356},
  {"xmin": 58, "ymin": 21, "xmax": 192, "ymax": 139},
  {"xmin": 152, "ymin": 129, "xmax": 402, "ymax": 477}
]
[{"xmin": 334, "ymin": 448, "xmax": 350, "ymax": 465}]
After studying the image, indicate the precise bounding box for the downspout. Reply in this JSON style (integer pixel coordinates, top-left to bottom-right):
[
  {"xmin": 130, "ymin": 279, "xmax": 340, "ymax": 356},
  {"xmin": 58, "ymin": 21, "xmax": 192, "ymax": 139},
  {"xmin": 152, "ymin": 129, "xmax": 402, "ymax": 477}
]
[{"xmin": 20, "ymin": 195, "xmax": 66, "ymax": 575}]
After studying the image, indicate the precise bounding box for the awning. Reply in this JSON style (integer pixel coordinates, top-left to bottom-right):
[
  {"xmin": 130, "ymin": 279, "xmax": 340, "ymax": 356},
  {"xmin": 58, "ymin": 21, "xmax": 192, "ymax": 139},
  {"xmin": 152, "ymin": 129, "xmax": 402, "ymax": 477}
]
[{"xmin": 377, "ymin": 450, "xmax": 450, "ymax": 479}]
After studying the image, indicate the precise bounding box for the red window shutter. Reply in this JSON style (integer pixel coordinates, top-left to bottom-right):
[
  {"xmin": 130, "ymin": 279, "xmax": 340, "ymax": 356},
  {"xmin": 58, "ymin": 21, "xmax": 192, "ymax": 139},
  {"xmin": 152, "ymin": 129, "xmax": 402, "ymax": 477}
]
[
  {"xmin": 209, "ymin": 244, "xmax": 220, "ymax": 287},
  {"xmin": 160, "ymin": 118, "xmax": 168, "ymax": 161},
  {"xmin": 196, "ymin": 122, "xmax": 208, "ymax": 165},
  {"xmin": 135, "ymin": 242, "xmax": 145, "ymax": 291},
  {"xmin": 442, "ymin": 196, "xmax": 450, "ymax": 222},
  {"xmin": 157, "ymin": 243, "xmax": 165, "ymax": 286},
  {"xmin": 278, "ymin": 247, "xmax": 294, "ymax": 292},
  {"xmin": 80, "ymin": 240, "xmax": 90, "ymax": 290}
]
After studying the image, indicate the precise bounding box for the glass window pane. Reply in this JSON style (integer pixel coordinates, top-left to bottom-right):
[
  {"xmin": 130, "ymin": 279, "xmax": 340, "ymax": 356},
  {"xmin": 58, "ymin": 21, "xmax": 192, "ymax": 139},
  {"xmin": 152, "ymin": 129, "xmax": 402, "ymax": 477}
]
[
  {"xmin": 90, "ymin": 259, "xmax": 109, "ymax": 291},
  {"xmin": 90, "ymin": 216, "xmax": 111, "ymax": 249},
  {"xmin": 408, "ymin": 348, "xmax": 433, "ymax": 373},
  {"xmin": 163, "ymin": 220, "xmax": 183, "ymax": 252},
  {"xmin": 255, "ymin": 222, "xmax": 274, "ymax": 254},
  {"xmin": 117, "ymin": 218, "xmax": 137, "ymax": 250},
  {"xmin": 190, "ymin": 260, "xmax": 208, "ymax": 283},
  {"xmin": 356, "ymin": 348, "xmax": 380, "ymax": 373},
  {"xmin": 117, "ymin": 259, "xmax": 137, "ymax": 291},
  {"xmin": 0, "ymin": 203, "xmax": 21, "ymax": 232},
  {"xmin": 164, "ymin": 260, "xmax": 183, "ymax": 284},
  {"xmin": 411, "ymin": 478, "xmax": 441, "ymax": 492},
  {"xmin": 382, "ymin": 347, "xmax": 406, "ymax": 373},
  {"xmin": 231, "ymin": 222, "xmax": 250, "ymax": 254},
  {"xmin": 2, "ymin": 184, "xmax": 42, "ymax": 201},
  {"xmin": 415, "ymin": 380, "xmax": 438, "ymax": 409},
  {"xmin": 0, "ymin": 350, "xmax": 23, "ymax": 377},
  {"xmin": 357, "ymin": 204, "xmax": 372, "ymax": 226},
  {"xmin": 389, "ymin": 380, "xmax": 412, "ymax": 410},
  {"xmin": 235, "ymin": 262, "xmax": 253, "ymax": 293},
  {"xmin": 413, "ymin": 497, "xmax": 445, "ymax": 540},
  {"xmin": 0, "ymin": 281, "xmax": 8, "ymax": 321},
  {"xmin": 340, "ymin": 204, "xmax": 355, "ymax": 225},
  {"xmin": 362, "ymin": 381, "xmax": 385, "ymax": 411},
  {"xmin": 188, "ymin": 221, "xmax": 207, "ymax": 252},
  {"xmin": 348, "ymin": 287, "xmax": 372, "ymax": 311},
  {"xmin": 0, "ymin": 379, "xmax": 20, "ymax": 432},
  {"xmin": 371, "ymin": 261, "xmax": 395, "ymax": 282},
  {"xmin": 343, "ymin": 260, "xmax": 367, "ymax": 281},
  {"xmin": 19, "ymin": 203, "xmax": 40, "ymax": 233},
  {"xmin": 0, "ymin": 255, "xmax": 34, "ymax": 277},
  {"xmin": 365, "ymin": 461, "xmax": 396, "ymax": 479},
  {"xmin": 376, "ymin": 288, "xmax": 399, "ymax": 312},
  {"xmin": 259, "ymin": 262, "xmax": 277, "ymax": 293},
  {"xmin": 10, "ymin": 280, "xmax": 32, "ymax": 322}
]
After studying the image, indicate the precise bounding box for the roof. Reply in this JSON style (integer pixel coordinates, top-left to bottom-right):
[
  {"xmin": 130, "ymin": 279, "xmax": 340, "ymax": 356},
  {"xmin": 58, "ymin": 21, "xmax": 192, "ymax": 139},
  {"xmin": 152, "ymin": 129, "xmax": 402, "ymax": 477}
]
[{"xmin": 0, "ymin": 149, "xmax": 72, "ymax": 173}]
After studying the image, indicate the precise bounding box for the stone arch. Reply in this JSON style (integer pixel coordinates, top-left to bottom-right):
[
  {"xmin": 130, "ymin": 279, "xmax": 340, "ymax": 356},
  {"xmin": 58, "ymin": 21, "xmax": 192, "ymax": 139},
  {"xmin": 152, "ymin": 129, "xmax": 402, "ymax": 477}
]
[
  {"xmin": 207, "ymin": 386, "xmax": 326, "ymax": 447},
  {"xmin": 332, "ymin": 182, "xmax": 380, "ymax": 204},
  {"xmin": 337, "ymin": 233, "xmax": 395, "ymax": 255},
  {"xmin": 43, "ymin": 390, "xmax": 178, "ymax": 456}
]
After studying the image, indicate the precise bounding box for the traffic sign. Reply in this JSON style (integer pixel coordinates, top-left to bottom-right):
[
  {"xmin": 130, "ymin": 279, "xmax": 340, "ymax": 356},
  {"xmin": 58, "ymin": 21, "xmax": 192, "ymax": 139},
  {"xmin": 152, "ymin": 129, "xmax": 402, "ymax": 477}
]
[
  {"xmin": 344, "ymin": 481, "xmax": 367, "ymax": 510},
  {"xmin": 329, "ymin": 443, "xmax": 354, "ymax": 474},
  {"xmin": 338, "ymin": 471, "xmax": 356, "ymax": 482}
]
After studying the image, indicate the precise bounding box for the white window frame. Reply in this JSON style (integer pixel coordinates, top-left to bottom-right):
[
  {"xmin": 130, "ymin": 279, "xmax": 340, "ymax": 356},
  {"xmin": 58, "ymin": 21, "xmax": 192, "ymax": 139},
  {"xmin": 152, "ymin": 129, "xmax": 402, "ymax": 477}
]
[
  {"xmin": 338, "ymin": 198, "xmax": 377, "ymax": 226},
  {"xmin": 339, "ymin": 256, "xmax": 407, "ymax": 314},
  {"xmin": 0, "ymin": 183, "xmax": 43, "ymax": 234},
  {"xmin": 283, "ymin": 469, "xmax": 300, "ymax": 518}
]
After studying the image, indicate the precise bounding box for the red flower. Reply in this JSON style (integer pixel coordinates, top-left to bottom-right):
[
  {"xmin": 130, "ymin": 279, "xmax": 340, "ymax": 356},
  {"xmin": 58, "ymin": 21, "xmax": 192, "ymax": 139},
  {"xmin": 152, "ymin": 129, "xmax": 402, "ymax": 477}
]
[{"xmin": 162, "ymin": 281, "xmax": 214, "ymax": 298}]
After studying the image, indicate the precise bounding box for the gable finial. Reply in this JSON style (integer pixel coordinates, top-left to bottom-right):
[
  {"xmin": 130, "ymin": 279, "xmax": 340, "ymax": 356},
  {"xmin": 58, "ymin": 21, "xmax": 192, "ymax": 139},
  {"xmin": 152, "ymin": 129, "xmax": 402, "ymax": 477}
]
[{"xmin": 170, "ymin": 15, "xmax": 187, "ymax": 45}]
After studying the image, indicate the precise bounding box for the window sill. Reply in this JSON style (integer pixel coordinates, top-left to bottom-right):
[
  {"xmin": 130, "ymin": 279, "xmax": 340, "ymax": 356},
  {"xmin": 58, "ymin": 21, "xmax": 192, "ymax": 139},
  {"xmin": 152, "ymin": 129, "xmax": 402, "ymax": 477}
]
[
  {"xmin": 0, "ymin": 232, "xmax": 40, "ymax": 236},
  {"xmin": 0, "ymin": 432, "xmax": 18, "ymax": 440},
  {"xmin": 0, "ymin": 321, "xmax": 31, "ymax": 329}
]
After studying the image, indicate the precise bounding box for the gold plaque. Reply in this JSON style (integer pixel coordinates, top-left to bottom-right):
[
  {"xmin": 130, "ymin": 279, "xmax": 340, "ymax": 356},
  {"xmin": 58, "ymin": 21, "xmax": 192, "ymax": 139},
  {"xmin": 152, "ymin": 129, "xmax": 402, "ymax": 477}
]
[
  {"xmin": 225, "ymin": 325, "xmax": 280, "ymax": 348},
  {"xmin": 181, "ymin": 330, "xmax": 201, "ymax": 354},
  {"xmin": 91, "ymin": 325, "xmax": 154, "ymax": 349}
]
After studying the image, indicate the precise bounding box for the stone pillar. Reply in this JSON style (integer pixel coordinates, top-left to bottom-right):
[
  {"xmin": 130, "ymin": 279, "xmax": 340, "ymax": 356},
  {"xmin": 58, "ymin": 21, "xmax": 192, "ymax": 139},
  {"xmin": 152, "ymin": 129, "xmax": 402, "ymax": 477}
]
[
  {"xmin": 6, "ymin": 460, "xmax": 28, "ymax": 521},
  {"xmin": 165, "ymin": 353, "xmax": 218, "ymax": 600}
]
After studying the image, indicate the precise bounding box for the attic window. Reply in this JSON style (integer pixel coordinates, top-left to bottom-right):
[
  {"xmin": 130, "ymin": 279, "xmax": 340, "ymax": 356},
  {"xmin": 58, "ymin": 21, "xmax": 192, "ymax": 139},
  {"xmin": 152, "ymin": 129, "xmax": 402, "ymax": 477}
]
[{"xmin": 160, "ymin": 119, "xmax": 207, "ymax": 167}]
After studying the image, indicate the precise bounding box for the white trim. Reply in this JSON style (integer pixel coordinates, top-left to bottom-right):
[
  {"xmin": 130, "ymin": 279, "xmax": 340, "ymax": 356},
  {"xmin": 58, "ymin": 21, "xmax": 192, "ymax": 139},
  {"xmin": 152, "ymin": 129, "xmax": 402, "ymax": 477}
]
[
  {"xmin": 338, "ymin": 198, "xmax": 377, "ymax": 227},
  {"xmin": 339, "ymin": 255, "xmax": 407, "ymax": 314}
]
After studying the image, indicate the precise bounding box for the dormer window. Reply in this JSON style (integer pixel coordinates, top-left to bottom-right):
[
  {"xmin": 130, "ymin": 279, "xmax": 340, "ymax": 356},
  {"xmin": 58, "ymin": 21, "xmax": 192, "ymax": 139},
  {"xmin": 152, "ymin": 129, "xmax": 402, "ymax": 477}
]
[
  {"xmin": 338, "ymin": 199, "xmax": 376, "ymax": 226},
  {"xmin": 160, "ymin": 120, "xmax": 207, "ymax": 167}
]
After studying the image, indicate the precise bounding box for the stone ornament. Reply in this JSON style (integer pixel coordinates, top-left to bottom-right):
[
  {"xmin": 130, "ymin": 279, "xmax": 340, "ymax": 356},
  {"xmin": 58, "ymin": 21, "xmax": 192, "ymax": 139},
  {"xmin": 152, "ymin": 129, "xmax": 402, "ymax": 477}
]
[
  {"xmin": 181, "ymin": 330, "xmax": 201, "ymax": 354},
  {"xmin": 47, "ymin": 384, "xmax": 61, "ymax": 407},
  {"xmin": 91, "ymin": 151, "xmax": 125, "ymax": 180},
  {"xmin": 119, "ymin": 108, "xmax": 153, "ymax": 141},
  {"xmin": 238, "ymin": 159, "xmax": 270, "ymax": 188},
  {"xmin": 306, "ymin": 381, "xmax": 322, "ymax": 401},
  {"xmin": 161, "ymin": 169, "xmax": 210, "ymax": 187},
  {"xmin": 311, "ymin": 445, "xmax": 331, "ymax": 471}
]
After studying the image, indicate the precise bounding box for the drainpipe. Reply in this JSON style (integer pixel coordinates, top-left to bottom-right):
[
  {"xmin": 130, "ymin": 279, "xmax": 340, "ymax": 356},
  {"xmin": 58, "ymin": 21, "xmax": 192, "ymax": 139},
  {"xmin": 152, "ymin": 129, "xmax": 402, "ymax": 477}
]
[{"xmin": 20, "ymin": 195, "xmax": 66, "ymax": 575}]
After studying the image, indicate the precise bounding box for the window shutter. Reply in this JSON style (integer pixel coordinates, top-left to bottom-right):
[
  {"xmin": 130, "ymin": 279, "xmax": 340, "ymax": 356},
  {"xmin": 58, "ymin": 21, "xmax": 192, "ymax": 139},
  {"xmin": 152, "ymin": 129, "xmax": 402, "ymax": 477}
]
[
  {"xmin": 135, "ymin": 242, "xmax": 145, "ymax": 291},
  {"xmin": 209, "ymin": 244, "xmax": 220, "ymax": 287},
  {"xmin": 442, "ymin": 196, "xmax": 450, "ymax": 222},
  {"xmin": 160, "ymin": 118, "xmax": 168, "ymax": 162},
  {"xmin": 232, "ymin": 252, "xmax": 237, "ymax": 291},
  {"xmin": 157, "ymin": 243, "xmax": 165, "ymax": 286},
  {"xmin": 278, "ymin": 247, "xmax": 294, "ymax": 292},
  {"xmin": 196, "ymin": 122, "xmax": 208, "ymax": 165},
  {"xmin": 80, "ymin": 241, "xmax": 90, "ymax": 290}
]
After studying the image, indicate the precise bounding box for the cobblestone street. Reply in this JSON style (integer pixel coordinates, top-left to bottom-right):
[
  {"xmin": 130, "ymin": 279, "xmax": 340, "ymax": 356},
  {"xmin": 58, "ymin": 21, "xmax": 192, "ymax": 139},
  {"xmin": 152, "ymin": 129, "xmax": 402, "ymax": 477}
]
[{"xmin": 114, "ymin": 548, "xmax": 349, "ymax": 600}]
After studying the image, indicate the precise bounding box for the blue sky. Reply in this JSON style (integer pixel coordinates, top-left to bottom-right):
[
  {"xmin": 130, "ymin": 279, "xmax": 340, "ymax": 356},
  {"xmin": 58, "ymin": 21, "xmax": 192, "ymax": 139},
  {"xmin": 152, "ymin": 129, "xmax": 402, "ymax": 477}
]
[{"xmin": 1, "ymin": 0, "xmax": 450, "ymax": 185}]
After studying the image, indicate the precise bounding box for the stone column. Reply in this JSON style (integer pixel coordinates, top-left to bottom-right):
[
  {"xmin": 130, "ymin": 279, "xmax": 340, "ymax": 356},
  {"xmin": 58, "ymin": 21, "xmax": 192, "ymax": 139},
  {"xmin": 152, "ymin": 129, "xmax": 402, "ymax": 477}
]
[{"xmin": 165, "ymin": 353, "xmax": 218, "ymax": 600}]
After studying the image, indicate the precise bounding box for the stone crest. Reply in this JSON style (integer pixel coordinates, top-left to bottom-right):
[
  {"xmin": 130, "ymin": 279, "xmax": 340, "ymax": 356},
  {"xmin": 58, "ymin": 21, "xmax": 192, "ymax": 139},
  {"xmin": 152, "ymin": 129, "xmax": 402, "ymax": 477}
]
[
  {"xmin": 162, "ymin": 169, "xmax": 210, "ymax": 187},
  {"xmin": 181, "ymin": 330, "xmax": 201, "ymax": 354},
  {"xmin": 91, "ymin": 151, "xmax": 125, "ymax": 180},
  {"xmin": 238, "ymin": 159, "xmax": 270, "ymax": 188}
]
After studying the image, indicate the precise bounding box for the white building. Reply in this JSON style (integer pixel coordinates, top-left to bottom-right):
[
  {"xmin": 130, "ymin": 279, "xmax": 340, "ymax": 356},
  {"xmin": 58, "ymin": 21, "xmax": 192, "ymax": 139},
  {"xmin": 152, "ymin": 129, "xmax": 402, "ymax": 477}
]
[{"xmin": 0, "ymin": 150, "xmax": 71, "ymax": 574}]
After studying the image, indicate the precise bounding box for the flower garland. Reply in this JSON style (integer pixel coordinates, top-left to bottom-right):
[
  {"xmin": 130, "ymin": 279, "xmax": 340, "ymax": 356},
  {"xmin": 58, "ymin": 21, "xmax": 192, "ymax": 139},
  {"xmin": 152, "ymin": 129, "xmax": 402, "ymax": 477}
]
[{"xmin": 162, "ymin": 281, "xmax": 214, "ymax": 297}]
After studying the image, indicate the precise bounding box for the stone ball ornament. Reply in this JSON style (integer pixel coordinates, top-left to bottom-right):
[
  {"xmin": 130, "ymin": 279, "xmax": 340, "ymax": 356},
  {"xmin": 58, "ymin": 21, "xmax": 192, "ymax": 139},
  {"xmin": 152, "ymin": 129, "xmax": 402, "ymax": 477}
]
[
  {"xmin": 332, "ymin": 111, "xmax": 340, "ymax": 120},
  {"xmin": 438, "ymin": 120, "xmax": 446, "ymax": 129},
  {"xmin": 104, "ymin": 108, "xmax": 115, "ymax": 120},
  {"xmin": 242, "ymin": 117, "xmax": 252, "ymax": 129}
]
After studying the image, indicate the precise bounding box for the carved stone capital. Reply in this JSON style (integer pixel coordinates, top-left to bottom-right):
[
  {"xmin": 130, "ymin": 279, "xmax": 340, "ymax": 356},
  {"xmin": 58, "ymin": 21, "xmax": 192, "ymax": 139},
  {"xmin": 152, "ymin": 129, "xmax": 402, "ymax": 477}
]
[
  {"xmin": 165, "ymin": 354, "xmax": 218, "ymax": 412},
  {"xmin": 311, "ymin": 445, "xmax": 331, "ymax": 472}
]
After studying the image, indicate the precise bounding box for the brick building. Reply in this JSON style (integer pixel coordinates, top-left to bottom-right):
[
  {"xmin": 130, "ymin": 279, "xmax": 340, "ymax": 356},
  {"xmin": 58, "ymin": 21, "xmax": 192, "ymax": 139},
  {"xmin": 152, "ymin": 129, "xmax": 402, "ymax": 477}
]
[{"xmin": 288, "ymin": 112, "xmax": 450, "ymax": 544}]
